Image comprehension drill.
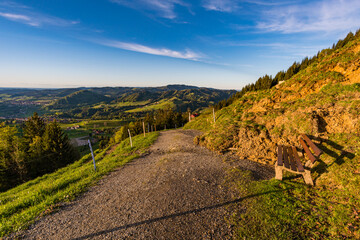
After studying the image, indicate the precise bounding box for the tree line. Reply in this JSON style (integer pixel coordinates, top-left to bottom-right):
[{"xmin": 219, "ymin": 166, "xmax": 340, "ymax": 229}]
[
  {"xmin": 110, "ymin": 108, "xmax": 188, "ymax": 144},
  {"xmin": 0, "ymin": 113, "xmax": 79, "ymax": 191},
  {"xmin": 215, "ymin": 29, "xmax": 360, "ymax": 110}
]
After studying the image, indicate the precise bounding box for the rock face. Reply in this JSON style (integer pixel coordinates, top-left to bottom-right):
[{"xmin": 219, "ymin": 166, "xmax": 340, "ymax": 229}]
[{"xmin": 235, "ymin": 127, "xmax": 277, "ymax": 164}]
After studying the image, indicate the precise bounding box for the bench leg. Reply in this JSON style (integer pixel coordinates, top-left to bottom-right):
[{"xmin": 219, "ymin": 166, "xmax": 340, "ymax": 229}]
[
  {"xmin": 275, "ymin": 164, "xmax": 283, "ymax": 180},
  {"xmin": 302, "ymin": 170, "xmax": 314, "ymax": 186}
]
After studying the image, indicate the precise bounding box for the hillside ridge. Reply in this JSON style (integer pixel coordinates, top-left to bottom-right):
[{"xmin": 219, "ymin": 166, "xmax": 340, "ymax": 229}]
[
  {"xmin": 187, "ymin": 31, "xmax": 360, "ymax": 164},
  {"xmin": 0, "ymin": 85, "xmax": 235, "ymax": 119}
]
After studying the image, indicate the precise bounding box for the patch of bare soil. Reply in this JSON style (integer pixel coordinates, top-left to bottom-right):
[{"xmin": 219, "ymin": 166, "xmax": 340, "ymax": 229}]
[{"xmin": 15, "ymin": 130, "xmax": 273, "ymax": 240}]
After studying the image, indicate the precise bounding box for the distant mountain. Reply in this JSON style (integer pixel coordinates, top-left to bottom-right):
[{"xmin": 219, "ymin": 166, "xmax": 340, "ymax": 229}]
[
  {"xmin": 155, "ymin": 84, "xmax": 199, "ymax": 91},
  {"xmin": 54, "ymin": 87, "xmax": 236, "ymax": 119},
  {"xmin": 116, "ymin": 90, "xmax": 160, "ymax": 102},
  {"xmin": 0, "ymin": 84, "xmax": 236, "ymax": 119},
  {"xmin": 47, "ymin": 90, "xmax": 111, "ymax": 109}
]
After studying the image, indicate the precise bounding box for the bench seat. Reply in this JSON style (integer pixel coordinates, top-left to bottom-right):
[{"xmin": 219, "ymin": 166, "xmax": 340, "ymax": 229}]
[
  {"xmin": 275, "ymin": 134, "xmax": 323, "ymax": 186},
  {"xmin": 275, "ymin": 144, "xmax": 313, "ymax": 185}
]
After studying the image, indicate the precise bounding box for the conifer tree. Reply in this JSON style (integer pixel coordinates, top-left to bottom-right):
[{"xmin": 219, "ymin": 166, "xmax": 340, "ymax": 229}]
[
  {"xmin": 41, "ymin": 121, "xmax": 79, "ymax": 173},
  {"xmin": 0, "ymin": 124, "xmax": 26, "ymax": 191},
  {"xmin": 23, "ymin": 112, "xmax": 46, "ymax": 143},
  {"xmin": 23, "ymin": 113, "xmax": 46, "ymax": 177}
]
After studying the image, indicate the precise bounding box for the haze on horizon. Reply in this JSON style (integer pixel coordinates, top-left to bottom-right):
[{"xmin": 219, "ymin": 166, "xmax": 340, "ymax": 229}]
[{"xmin": 1, "ymin": 0, "xmax": 360, "ymax": 90}]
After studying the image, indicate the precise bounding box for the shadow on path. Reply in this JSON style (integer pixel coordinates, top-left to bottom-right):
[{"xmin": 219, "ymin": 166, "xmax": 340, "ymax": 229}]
[{"xmin": 72, "ymin": 189, "xmax": 288, "ymax": 240}]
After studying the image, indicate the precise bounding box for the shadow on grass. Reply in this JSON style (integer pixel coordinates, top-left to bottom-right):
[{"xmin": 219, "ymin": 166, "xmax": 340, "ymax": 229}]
[
  {"xmin": 71, "ymin": 189, "xmax": 289, "ymax": 240},
  {"xmin": 278, "ymin": 135, "xmax": 355, "ymax": 185},
  {"xmin": 307, "ymin": 135, "xmax": 355, "ymax": 182}
]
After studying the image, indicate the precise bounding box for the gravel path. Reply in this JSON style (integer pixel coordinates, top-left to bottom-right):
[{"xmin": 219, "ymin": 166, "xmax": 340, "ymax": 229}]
[{"xmin": 16, "ymin": 130, "xmax": 273, "ymax": 240}]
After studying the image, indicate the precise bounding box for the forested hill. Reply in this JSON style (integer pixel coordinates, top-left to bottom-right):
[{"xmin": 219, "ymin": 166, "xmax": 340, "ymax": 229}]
[
  {"xmin": 215, "ymin": 31, "xmax": 360, "ymax": 110},
  {"xmin": 47, "ymin": 90, "xmax": 111, "ymax": 109},
  {"xmin": 0, "ymin": 85, "xmax": 235, "ymax": 119}
]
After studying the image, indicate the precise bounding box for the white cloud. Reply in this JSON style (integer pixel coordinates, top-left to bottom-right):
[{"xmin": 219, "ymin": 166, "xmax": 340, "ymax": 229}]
[
  {"xmin": 110, "ymin": 0, "xmax": 189, "ymax": 19},
  {"xmin": 201, "ymin": 0, "xmax": 291, "ymax": 13},
  {"xmin": 0, "ymin": 1, "xmax": 79, "ymax": 27},
  {"xmin": 97, "ymin": 39, "xmax": 202, "ymax": 60},
  {"xmin": 0, "ymin": 11, "xmax": 80, "ymax": 27},
  {"xmin": 0, "ymin": 12, "xmax": 39, "ymax": 26},
  {"xmin": 242, "ymin": 0, "xmax": 295, "ymax": 6},
  {"xmin": 0, "ymin": 1, "xmax": 30, "ymax": 9},
  {"xmin": 202, "ymin": 0, "xmax": 239, "ymax": 12},
  {"xmin": 257, "ymin": 0, "xmax": 360, "ymax": 33}
]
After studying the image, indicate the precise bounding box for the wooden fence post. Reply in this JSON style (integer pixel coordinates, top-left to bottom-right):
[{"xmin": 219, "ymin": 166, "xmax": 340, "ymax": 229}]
[
  {"xmin": 128, "ymin": 129, "xmax": 133, "ymax": 147},
  {"xmin": 213, "ymin": 108, "xmax": 216, "ymax": 123},
  {"xmin": 143, "ymin": 122, "xmax": 146, "ymax": 137},
  {"xmin": 88, "ymin": 139, "xmax": 96, "ymax": 171}
]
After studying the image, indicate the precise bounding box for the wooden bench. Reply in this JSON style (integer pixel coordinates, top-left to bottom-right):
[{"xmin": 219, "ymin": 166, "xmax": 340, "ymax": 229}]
[{"xmin": 275, "ymin": 134, "xmax": 323, "ymax": 185}]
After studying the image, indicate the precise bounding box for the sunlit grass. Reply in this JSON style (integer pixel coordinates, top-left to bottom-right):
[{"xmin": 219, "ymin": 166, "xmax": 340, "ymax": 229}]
[
  {"xmin": 126, "ymin": 99, "xmax": 175, "ymax": 113},
  {"xmin": 229, "ymin": 133, "xmax": 360, "ymax": 239}
]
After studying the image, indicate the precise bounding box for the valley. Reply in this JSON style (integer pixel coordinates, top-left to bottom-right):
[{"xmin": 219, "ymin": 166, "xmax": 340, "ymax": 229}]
[{"xmin": 0, "ymin": 85, "xmax": 235, "ymax": 120}]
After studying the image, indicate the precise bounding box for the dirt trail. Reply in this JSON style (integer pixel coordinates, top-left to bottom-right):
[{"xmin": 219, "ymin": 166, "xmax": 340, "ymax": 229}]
[{"xmin": 17, "ymin": 130, "xmax": 273, "ymax": 240}]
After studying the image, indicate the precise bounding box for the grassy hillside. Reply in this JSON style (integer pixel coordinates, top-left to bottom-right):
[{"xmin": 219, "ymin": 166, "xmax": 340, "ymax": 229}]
[
  {"xmin": 186, "ymin": 32, "xmax": 360, "ymax": 163},
  {"xmin": 185, "ymin": 32, "xmax": 360, "ymax": 238},
  {"xmin": 0, "ymin": 85, "xmax": 235, "ymax": 120},
  {"xmin": 47, "ymin": 90, "xmax": 111, "ymax": 109},
  {"xmin": 53, "ymin": 87, "xmax": 235, "ymax": 120},
  {"xmin": 0, "ymin": 132, "xmax": 159, "ymax": 237},
  {"xmin": 122, "ymin": 88, "xmax": 235, "ymax": 113}
]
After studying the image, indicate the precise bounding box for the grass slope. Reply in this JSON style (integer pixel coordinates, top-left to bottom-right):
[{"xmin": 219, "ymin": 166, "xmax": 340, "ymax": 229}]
[
  {"xmin": 227, "ymin": 133, "xmax": 360, "ymax": 239},
  {"xmin": 0, "ymin": 132, "xmax": 159, "ymax": 237},
  {"xmin": 47, "ymin": 90, "xmax": 111, "ymax": 109},
  {"xmin": 46, "ymin": 87, "xmax": 235, "ymax": 120}
]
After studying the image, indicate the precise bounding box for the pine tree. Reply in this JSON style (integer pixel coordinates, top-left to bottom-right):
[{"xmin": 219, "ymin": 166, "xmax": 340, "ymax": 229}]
[
  {"xmin": 23, "ymin": 113, "xmax": 46, "ymax": 178},
  {"xmin": 42, "ymin": 121, "xmax": 79, "ymax": 172},
  {"xmin": 0, "ymin": 124, "xmax": 26, "ymax": 191},
  {"xmin": 23, "ymin": 112, "xmax": 46, "ymax": 143}
]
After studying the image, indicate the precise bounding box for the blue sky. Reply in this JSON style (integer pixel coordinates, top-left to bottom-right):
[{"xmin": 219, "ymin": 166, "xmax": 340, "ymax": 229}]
[{"xmin": 0, "ymin": 0, "xmax": 360, "ymax": 89}]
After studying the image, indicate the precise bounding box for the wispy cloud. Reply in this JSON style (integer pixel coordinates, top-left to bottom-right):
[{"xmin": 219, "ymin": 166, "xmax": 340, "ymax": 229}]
[
  {"xmin": 257, "ymin": 0, "xmax": 360, "ymax": 33},
  {"xmin": 96, "ymin": 39, "xmax": 202, "ymax": 60},
  {"xmin": 0, "ymin": 0, "xmax": 29, "ymax": 9},
  {"xmin": 0, "ymin": 1, "xmax": 79, "ymax": 27},
  {"xmin": 110, "ymin": 0, "xmax": 189, "ymax": 19},
  {"xmin": 0, "ymin": 12, "xmax": 38, "ymax": 26},
  {"xmin": 202, "ymin": 0, "xmax": 239, "ymax": 12},
  {"xmin": 242, "ymin": 0, "xmax": 295, "ymax": 6},
  {"xmin": 201, "ymin": 0, "xmax": 291, "ymax": 13},
  {"xmin": 0, "ymin": 11, "xmax": 79, "ymax": 27}
]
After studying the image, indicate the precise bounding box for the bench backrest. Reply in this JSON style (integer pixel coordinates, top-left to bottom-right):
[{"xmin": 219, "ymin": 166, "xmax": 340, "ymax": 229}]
[{"xmin": 299, "ymin": 134, "xmax": 323, "ymax": 164}]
